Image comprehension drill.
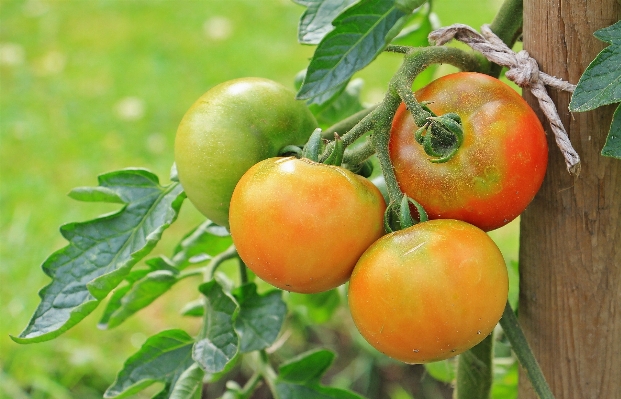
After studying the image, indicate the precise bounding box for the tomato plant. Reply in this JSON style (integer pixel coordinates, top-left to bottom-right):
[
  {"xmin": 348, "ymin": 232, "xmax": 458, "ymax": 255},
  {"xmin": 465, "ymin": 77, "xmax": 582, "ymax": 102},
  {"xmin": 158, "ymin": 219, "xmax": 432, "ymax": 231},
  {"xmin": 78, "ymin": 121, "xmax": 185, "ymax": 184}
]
[
  {"xmin": 174, "ymin": 77, "xmax": 318, "ymax": 227},
  {"xmin": 229, "ymin": 156, "xmax": 386, "ymax": 294},
  {"xmin": 348, "ymin": 219, "xmax": 508, "ymax": 364},
  {"xmin": 389, "ymin": 72, "xmax": 548, "ymax": 231}
]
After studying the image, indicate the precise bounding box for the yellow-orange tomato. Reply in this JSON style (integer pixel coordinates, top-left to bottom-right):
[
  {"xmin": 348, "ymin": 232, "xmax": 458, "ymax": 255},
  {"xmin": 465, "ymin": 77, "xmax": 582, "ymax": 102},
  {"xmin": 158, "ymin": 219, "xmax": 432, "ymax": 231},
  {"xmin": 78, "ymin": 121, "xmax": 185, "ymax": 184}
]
[
  {"xmin": 389, "ymin": 72, "xmax": 548, "ymax": 231},
  {"xmin": 229, "ymin": 157, "xmax": 386, "ymax": 294},
  {"xmin": 348, "ymin": 219, "xmax": 508, "ymax": 363}
]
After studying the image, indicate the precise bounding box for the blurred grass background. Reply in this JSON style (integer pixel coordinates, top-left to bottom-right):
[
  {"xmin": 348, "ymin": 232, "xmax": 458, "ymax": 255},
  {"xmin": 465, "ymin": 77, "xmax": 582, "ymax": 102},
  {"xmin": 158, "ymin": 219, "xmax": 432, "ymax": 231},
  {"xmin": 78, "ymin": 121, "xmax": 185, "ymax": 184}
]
[{"xmin": 0, "ymin": 0, "xmax": 512, "ymax": 398}]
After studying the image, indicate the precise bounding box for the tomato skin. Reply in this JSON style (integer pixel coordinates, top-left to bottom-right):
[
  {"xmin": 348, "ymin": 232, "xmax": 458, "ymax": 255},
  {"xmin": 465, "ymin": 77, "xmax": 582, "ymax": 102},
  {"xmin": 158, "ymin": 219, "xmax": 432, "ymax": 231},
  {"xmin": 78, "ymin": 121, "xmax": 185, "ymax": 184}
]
[
  {"xmin": 229, "ymin": 157, "xmax": 386, "ymax": 294},
  {"xmin": 348, "ymin": 219, "xmax": 508, "ymax": 364},
  {"xmin": 389, "ymin": 72, "xmax": 548, "ymax": 231},
  {"xmin": 175, "ymin": 78, "xmax": 318, "ymax": 227}
]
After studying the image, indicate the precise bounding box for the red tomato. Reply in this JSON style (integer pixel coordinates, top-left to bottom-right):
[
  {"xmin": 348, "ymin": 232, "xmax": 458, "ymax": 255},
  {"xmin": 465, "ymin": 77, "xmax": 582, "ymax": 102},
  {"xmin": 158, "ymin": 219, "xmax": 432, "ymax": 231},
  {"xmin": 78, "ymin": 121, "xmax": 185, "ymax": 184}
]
[
  {"xmin": 229, "ymin": 157, "xmax": 386, "ymax": 294},
  {"xmin": 389, "ymin": 72, "xmax": 548, "ymax": 231},
  {"xmin": 348, "ymin": 219, "xmax": 508, "ymax": 363}
]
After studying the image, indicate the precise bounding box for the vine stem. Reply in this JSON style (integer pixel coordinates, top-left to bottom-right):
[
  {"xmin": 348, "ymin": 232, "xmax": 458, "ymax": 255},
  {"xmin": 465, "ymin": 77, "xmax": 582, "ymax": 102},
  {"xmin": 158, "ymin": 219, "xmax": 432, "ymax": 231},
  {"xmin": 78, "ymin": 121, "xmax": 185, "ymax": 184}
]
[
  {"xmin": 205, "ymin": 244, "xmax": 238, "ymax": 280},
  {"xmin": 499, "ymin": 302, "xmax": 554, "ymax": 399},
  {"xmin": 256, "ymin": 350, "xmax": 279, "ymax": 398}
]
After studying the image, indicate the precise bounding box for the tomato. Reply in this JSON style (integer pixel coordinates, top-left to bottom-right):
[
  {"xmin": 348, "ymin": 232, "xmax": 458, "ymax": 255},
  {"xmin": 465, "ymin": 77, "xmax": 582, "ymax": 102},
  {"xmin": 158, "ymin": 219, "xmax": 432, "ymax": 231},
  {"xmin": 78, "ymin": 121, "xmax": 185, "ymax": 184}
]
[
  {"xmin": 348, "ymin": 219, "xmax": 508, "ymax": 363},
  {"xmin": 175, "ymin": 77, "xmax": 318, "ymax": 227},
  {"xmin": 229, "ymin": 157, "xmax": 386, "ymax": 294},
  {"xmin": 389, "ymin": 72, "xmax": 548, "ymax": 231}
]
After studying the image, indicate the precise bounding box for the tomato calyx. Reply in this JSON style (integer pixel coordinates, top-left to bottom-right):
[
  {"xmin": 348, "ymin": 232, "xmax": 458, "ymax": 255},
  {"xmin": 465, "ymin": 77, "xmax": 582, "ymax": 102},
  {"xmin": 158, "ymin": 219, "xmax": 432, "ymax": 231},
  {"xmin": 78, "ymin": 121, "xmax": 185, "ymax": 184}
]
[
  {"xmin": 322, "ymin": 133, "xmax": 345, "ymax": 166},
  {"xmin": 384, "ymin": 195, "xmax": 429, "ymax": 233},
  {"xmin": 301, "ymin": 128, "xmax": 323, "ymax": 161},
  {"xmin": 414, "ymin": 112, "xmax": 464, "ymax": 163}
]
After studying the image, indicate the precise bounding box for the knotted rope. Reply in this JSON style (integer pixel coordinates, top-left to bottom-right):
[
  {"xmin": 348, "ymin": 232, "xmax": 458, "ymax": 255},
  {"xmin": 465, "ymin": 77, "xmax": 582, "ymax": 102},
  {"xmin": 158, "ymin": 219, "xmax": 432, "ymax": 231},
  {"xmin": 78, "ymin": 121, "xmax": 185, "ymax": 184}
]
[{"xmin": 429, "ymin": 24, "xmax": 581, "ymax": 176}]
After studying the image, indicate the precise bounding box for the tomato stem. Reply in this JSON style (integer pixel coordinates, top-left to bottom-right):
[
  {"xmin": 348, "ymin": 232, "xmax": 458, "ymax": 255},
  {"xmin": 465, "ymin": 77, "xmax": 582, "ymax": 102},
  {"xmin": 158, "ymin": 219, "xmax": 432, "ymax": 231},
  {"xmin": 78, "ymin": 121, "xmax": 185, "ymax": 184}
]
[
  {"xmin": 499, "ymin": 301, "xmax": 555, "ymax": 399},
  {"xmin": 205, "ymin": 243, "xmax": 238, "ymax": 280},
  {"xmin": 322, "ymin": 105, "xmax": 378, "ymax": 140},
  {"xmin": 454, "ymin": 332, "xmax": 494, "ymax": 399},
  {"xmin": 488, "ymin": 0, "xmax": 524, "ymax": 78}
]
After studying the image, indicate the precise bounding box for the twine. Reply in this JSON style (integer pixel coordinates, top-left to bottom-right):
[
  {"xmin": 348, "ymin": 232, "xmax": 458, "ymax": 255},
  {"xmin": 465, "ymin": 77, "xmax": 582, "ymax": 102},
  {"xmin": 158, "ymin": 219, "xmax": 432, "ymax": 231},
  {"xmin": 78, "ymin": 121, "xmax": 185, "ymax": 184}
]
[{"xmin": 429, "ymin": 24, "xmax": 581, "ymax": 176}]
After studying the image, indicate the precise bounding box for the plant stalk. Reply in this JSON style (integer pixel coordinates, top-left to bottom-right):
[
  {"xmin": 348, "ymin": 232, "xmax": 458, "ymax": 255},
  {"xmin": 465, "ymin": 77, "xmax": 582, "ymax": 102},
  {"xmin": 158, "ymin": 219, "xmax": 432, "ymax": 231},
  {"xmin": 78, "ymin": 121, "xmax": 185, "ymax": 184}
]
[{"xmin": 499, "ymin": 302, "xmax": 554, "ymax": 398}]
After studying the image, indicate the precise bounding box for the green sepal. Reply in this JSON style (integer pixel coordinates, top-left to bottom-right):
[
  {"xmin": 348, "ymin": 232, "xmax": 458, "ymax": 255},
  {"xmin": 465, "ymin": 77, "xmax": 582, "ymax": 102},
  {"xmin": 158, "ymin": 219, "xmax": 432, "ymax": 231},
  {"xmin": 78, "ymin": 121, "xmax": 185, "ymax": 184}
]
[
  {"xmin": 323, "ymin": 134, "xmax": 345, "ymax": 166},
  {"xmin": 279, "ymin": 145, "xmax": 303, "ymax": 158},
  {"xmin": 423, "ymin": 113, "xmax": 465, "ymax": 163},
  {"xmin": 399, "ymin": 195, "xmax": 428, "ymax": 230},
  {"xmin": 302, "ymin": 128, "xmax": 323, "ymax": 162}
]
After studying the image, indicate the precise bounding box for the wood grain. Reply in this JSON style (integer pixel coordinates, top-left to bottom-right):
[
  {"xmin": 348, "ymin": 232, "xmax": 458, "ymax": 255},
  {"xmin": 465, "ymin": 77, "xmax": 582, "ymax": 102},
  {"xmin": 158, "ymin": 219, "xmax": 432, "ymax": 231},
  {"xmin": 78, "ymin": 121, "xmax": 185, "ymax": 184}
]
[{"xmin": 519, "ymin": 1, "xmax": 621, "ymax": 398}]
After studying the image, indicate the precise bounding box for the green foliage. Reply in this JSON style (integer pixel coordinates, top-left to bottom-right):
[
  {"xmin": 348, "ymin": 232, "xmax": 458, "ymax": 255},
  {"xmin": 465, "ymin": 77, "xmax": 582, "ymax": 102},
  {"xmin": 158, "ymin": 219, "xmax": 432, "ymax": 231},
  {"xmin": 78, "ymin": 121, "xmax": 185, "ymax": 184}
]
[
  {"xmin": 104, "ymin": 329, "xmax": 200, "ymax": 399},
  {"xmin": 296, "ymin": 0, "xmax": 426, "ymax": 105},
  {"xmin": 12, "ymin": 169, "xmax": 185, "ymax": 344},
  {"xmin": 193, "ymin": 281, "xmax": 240, "ymax": 374},
  {"xmin": 569, "ymin": 20, "xmax": 621, "ymax": 158},
  {"xmin": 294, "ymin": 0, "xmax": 358, "ymax": 44},
  {"xmin": 276, "ymin": 350, "xmax": 365, "ymax": 399}
]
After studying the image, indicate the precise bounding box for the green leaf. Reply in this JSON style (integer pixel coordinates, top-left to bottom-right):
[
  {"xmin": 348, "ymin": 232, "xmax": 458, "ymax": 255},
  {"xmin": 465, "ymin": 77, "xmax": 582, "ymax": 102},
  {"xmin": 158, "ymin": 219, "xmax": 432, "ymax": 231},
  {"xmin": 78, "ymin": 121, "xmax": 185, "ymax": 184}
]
[
  {"xmin": 287, "ymin": 289, "xmax": 341, "ymax": 324},
  {"xmin": 424, "ymin": 359, "xmax": 456, "ymax": 383},
  {"xmin": 12, "ymin": 169, "xmax": 185, "ymax": 344},
  {"xmin": 297, "ymin": 0, "xmax": 424, "ymax": 103},
  {"xmin": 168, "ymin": 220, "xmax": 232, "ymax": 270},
  {"xmin": 390, "ymin": 1, "xmax": 435, "ymax": 46},
  {"xmin": 601, "ymin": 103, "xmax": 621, "ymax": 159},
  {"xmin": 98, "ymin": 220, "xmax": 230, "ymax": 329},
  {"xmin": 192, "ymin": 281, "xmax": 239, "ymax": 374},
  {"xmin": 279, "ymin": 349, "xmax": 335, "ymax": 384},
  {"xmin": 99, "ymin": 270, "xmax": 178, "ymax": 329},
  {"xmin": 294, "ymin": 0, "xmax": 358, "ymax": 45},
  {"xmin": 315, "ymin": 79, "xmax": 365, "ymax": 127},
  {"xmin": 232, "ymin": 283, "xmax": 287, "ymax": 353},
  {"xmin": 104, "ymin": 329, "xmax": 199, "ymax": 399},
  {"xmin": 276, "ymin": 349, "xmax": 365, "ymax": 399},
  {"xmin": 569, "ymin": 20, "xmax": 621, "ymax": 112},
  {"xmin": 180, "ymin": 299, "xmax": 204, "ymax": 317}
]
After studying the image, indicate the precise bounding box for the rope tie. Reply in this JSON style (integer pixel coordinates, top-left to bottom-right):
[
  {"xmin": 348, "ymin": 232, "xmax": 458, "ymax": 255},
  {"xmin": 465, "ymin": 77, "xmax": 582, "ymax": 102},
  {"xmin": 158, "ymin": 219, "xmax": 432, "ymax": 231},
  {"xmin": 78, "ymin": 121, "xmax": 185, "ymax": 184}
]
[{"xmin": 429, "ymin": 24, "xmax": 581, "ymax": 176}]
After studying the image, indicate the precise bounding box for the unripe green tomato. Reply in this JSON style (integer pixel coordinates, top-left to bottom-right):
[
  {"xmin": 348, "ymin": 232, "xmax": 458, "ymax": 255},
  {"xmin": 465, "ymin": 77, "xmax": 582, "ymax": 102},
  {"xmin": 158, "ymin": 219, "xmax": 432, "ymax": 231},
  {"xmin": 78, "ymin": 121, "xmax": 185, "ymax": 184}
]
[
  {"xmin": 174, "ymin": 77, "xmax": 318, "ymax": 227},
  {"xmin": 348, "ymin": 219, "xmax": 508, "ymax": 363},
  {"xmin": 229, "ymin": 157, "xmax": 386, "ymax": 294}
]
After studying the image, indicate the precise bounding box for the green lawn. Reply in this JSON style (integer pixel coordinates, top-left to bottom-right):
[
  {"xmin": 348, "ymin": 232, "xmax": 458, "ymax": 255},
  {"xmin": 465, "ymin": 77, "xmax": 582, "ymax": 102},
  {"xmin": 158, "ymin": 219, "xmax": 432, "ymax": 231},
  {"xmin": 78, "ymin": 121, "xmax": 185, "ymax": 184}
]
[{"xmin": 0, "ymin": 1, "xmax": 512, "ymax": 398}]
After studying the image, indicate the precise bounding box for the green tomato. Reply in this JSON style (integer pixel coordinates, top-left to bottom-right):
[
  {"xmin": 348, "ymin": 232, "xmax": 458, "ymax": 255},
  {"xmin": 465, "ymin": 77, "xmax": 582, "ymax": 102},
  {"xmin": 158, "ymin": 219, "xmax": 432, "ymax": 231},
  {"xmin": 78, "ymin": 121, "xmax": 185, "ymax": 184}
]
[{"xmin": 175, "ymin": 77, "xmax": 318, "ymax": 227}]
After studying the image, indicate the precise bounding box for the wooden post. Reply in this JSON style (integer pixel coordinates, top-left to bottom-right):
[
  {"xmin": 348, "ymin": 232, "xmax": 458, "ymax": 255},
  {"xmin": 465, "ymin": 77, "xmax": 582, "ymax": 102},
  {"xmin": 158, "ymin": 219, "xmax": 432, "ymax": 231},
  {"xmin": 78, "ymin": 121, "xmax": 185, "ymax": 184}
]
[{"xmin": 519, "ymin": 1, "xmax": 621, "ymax": 398}]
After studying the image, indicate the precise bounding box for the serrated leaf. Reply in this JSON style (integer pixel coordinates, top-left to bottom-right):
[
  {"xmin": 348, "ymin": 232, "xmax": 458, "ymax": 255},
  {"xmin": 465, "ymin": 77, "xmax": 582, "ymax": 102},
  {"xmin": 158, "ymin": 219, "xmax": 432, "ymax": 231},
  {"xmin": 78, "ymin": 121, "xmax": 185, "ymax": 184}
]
[
  {"xmin": 279, "ymin": 349, "xmax": 335, "ymax": 384},
  {"xmin": 98, "ymin": 220, "xmax": 232, "ymax": 329},
  {"xmin": 192, "ymin": 281, "xmax": 239, "ymax": 373},
  {"xmin": 99, "ymin": 270, "xmax": 178, "ymax": 329},
  {"xmin": 168, "ymin": 220, "xmax": 232, "ymax": 270},
  {"xmin": 12, "ymin": 169, "xmax": 185, "ymax": 344},
  {"xmin": 98, "ymin": 262, "xmax": 176, "ymax": 327},
  {"xmin": 154, "ymin": 363, "xmax": 204, "ymax": 399},
  {"xmin": 569, "ymin": 20, "xmax": 621, "ymax": 112},
  {"xmin": 68, "ymin": 186, "xmax": 124, "ymax": 203},
  {"xmin": 232, "ymin": 283, "xmax": 286, "ymax": 353},
  {"xmin": 275, "ymin": 349, "xmax": 366, "ymax": 398},
  {"xmin": 390, "ymin": 2, "xmax": 436, "ymax": 47},
  {"xmin": 104, "ymin": 329, "xmax": 197, "ymax": 399},
  {"xmin": 601, "ymin": 103, "xmax": 621, "ymax": 159},
  {"xmin": 297, "ymin": 0, "xmax": 424, "ymax": 103},
  {"xmin": 294, "ymin": 0, "xmax": 358, "ymax": 45}
]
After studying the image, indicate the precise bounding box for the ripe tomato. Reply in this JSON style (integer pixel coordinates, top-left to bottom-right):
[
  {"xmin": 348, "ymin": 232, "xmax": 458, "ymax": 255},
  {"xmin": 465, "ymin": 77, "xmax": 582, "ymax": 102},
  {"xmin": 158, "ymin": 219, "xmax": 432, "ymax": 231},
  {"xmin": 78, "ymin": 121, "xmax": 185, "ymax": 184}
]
[
  {"xmin": 175, "ymin": 77, "xmax": 318, "ymax": 227},
  {"xmin": 348, "ymin": 219, "xmax": 508, "ymax": 364},
  {"xmin": 389, "ymin": 72, "xmax": 548, "ymax": 231},
  {"xmin": 229, "ymin": 157, "xmax": 386, "ymax": 294}
]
